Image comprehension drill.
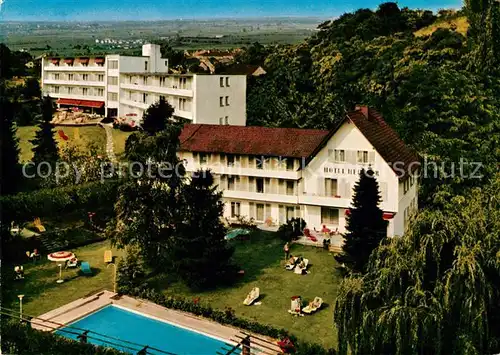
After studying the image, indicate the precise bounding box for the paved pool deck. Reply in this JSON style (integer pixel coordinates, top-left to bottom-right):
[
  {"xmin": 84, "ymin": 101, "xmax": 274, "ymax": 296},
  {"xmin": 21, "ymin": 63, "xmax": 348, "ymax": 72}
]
[{"xmin": 31, "ymin": 290, "xmax": 282, "ymax": 354}]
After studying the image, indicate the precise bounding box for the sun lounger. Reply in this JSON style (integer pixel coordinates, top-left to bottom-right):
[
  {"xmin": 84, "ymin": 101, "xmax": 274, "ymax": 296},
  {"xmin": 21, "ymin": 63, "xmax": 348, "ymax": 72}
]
[
  {"xmin": 302, "ymin": 297, "xmax": 323, "ymax": 314},
  {"xmin": 294, "ymin": 258, "xmax": 309, "ymax": 274},
  {"xmin": 288, "ymin": 296, "xmax": 303, "ymax": 316},
  {"xmin": 243, "ymin": 287, "xmax": 260, "ymax": 305},
  {"xmin": 285, "ymin": 257, "xmax": 298, "ymax": 270},
  {"xmin": 104, "ymin": 250, "xmax": 113, "ymax": 263},
  {"xmin": 80, "ymin": 262, "xmax": 92, "ymax": 275},
  {"xmin": 33, "ymin": 217, "xmax": 46, "ymax": 233}
]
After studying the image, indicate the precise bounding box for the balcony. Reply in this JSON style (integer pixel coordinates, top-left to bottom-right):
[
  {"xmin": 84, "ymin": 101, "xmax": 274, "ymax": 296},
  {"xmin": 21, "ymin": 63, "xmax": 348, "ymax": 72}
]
[
  {"xmin": 184, "ymin": 163, "xmax": 300, "ymax": 180},
  {"xmin": 43, "ymin": 65, "xmax": 105, "ymax": 72},
  {"xmin": 43, "ymin": 92, "xmax": 104, "ymax": 102},
  {"xmin": 120, "ymin": 83, "xmax": 193, "ymax": 97},
  {"xmin": 120, "ymin": 99, "xmax": 149, "ymax": 110},
  {"xmin": 222, "ymin": 190, "xmax": 298, "ymax": 204},
  {"xmin": 43, "ymin": 79, "xmax": 105, "ymax": 87},
  {"xmin": 299, "ymin": 193, "xmax": 352, "ymax": 208}
]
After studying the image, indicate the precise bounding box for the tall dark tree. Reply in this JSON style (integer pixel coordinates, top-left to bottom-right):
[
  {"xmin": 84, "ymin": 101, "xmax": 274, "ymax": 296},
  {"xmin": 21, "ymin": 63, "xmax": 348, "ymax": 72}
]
[
  {"xmin": 0, "ymin": 97, "xmax": 22, "ymax": 195},
  {"xmin": 113, "ymin": 122, "xmax": 186, "ymax": 270},
  {"xmin": 335, "ymin": 168, "xmax": 387, "ymax": 273},
  {"xmin": 30, "ymin": 96, "xmax": 59, "ymax": 165},
  {"xmin": 22, "ymin": 77, "xmax": 41, "ymax": 99},
  {"xmin": 141, "ymin": 97, "xmax": 175, "ymax": 135},
  {"xmin": 172, "ymin": 170, "xmax": 236, "ymax": 289}
]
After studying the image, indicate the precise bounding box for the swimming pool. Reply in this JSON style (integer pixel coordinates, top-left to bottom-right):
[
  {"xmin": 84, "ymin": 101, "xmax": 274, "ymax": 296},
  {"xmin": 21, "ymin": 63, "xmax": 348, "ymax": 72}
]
[{"xmin": 56, "ymin": 305, "xmax": 234, "ymax": 354}]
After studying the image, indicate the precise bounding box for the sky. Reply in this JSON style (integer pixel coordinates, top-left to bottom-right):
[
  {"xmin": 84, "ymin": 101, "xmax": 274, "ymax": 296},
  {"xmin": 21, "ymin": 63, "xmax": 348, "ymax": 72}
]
[{"xmin": 0, "ymin": 0, "xmax": 463, "ymax": 21}]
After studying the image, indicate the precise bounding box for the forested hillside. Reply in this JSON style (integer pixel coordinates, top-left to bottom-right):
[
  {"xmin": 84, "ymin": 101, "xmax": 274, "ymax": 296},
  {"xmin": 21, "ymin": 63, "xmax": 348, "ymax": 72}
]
[{"xmin": 240, "ymin": 2, "xmax": 500, "ymax": 354}]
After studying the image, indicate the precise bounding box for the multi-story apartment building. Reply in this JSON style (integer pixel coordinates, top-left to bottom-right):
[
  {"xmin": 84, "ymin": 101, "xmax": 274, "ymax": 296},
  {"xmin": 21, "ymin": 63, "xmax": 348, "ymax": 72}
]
[
  {"xmin": 41, "ymin": 44, "xmax": 247, "ymax": 125},
  {"xmin": 178, "ymin": 106, "xmax": 419, "ymax": 237}
]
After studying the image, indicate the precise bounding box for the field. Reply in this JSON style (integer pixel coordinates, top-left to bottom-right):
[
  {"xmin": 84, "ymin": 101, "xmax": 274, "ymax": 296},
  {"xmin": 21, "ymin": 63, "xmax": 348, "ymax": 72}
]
[
  {"xmin": 1, "ymin": 18, "xmax": 323, "ymax": 56},
  {"xmin": 4, "ymin": 231, "xmax": 342, "ymax": 349},
  {"xmin": 16, "ymin": 125, "xmax": 131, "ymax": 162}
]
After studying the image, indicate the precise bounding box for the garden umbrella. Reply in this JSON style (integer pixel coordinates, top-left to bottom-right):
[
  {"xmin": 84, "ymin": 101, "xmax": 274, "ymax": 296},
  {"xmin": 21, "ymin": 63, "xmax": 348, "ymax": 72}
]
[{"xmin": 48, "ymin": 251, "xmax": 75, "ymax": 283}]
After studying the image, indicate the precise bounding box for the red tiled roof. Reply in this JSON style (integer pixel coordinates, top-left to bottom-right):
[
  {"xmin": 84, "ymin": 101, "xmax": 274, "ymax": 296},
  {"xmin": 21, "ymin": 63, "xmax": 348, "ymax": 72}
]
[
  {"xmin": 222, "ymin": 64, "xmax": 266, "ymax": 76},
  {"xmin": 348, "ymin": 107, "xmax": 420, "ymax": 178},
  {"xmin": 57, "ymin": 98, "xmax": 104, "ymax": 108},
  {"xmin": 179, "ymin": 124, "xmax": 329, "ymax": 158}
]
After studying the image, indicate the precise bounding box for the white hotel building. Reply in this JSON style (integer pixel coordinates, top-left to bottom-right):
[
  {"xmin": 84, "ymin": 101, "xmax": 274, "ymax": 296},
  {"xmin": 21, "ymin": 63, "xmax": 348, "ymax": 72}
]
[
  {"xmin": 179, "ymin": 107, "xmax": 419, "ymax": 237},
  {"xmin": 41, "ymin": 44, "xmax": 247, "ymax": 125}
]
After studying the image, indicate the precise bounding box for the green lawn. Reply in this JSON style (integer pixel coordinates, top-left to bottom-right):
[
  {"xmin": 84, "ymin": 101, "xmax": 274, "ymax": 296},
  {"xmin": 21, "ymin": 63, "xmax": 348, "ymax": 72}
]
[
  {"xmin": 3, "ymin": 241, "xmax": 125, "ymax": 317},
  {"xmin": 16, "ymin": 125, "xmax": 131, "ymax": 162},
  {"xmin": 4, "ymin": 232, "xmax": 341, "ymax": 349},
  {"xmin": 148, "ymin": 231, "xmax": 342, "ymax": 348}
]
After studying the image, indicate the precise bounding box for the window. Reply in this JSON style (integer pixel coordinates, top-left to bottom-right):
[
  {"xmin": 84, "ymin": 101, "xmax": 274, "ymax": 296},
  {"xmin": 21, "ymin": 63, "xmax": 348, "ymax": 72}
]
[
  {"xmin": 127, "ymin": 91, "xmax": 132, "ymax": 100},
  {"xmin": 334, "ymin": 149, "xmax": 345, "ymax": 162},
  {"xmin": 220, "ymin": 77, "xmax": 224, "ymax": 87},
  {"xmin": 219, "ymin": 97, "xmax": 224, "ymax": 107},
  {"xmin": 219, "ymin": 117, "xmax": 224, "ymax": 125},
  {"xmin": 321, "ymin": 207, "xmax": 339, "ymax": 225},
  {"xmin": 96, "ymin": 88, "xmax": 104, "ymax": 96},
  {"xmin": 178, "ymin": 98, "xmax": 187, "ymax": 111},
  {"xmin": 357, "ymin": 150, "xmax": 369, "ymax": 164},
  {"xmin": 165, "ymin": 60, "xmax": 168, "ymax": 66},
  {"xmin": 226, "ymin": 77, "xmax": 230, "ymax": 87},
  {"xmin": 159, "ymin": 95, "xmax": 166, "ymax": 102},
  {"xmin": 144, "ymin": 61, "xmax": 148, "ymax": 71},
  {"xmin": 67, "ymin": 87, "xmax": 73, "ymax": 94},
  {"xmin": 67, "ymin": 74, "xmax": 73, "ymax": 81},
  {"xmin": 108, "ymin": 76, "xmax": 118, "ymax": 85},
  {"xmin": 227, "ymin": 176, "xmax": 236, "ymax": 190},
  {"xmin": 142, "ymin": 93, "xmax": 148, "ymax": 104},
  {"xmin": 199, "ymin": 153, "xmax": 208, "ymax": 165},
  {"xmin": 227, "ymin": 155, "xmax": 235, "ymax": 167},
  {"xmin": 256, "ymin": 178, "xmax": 264, "ymax": 193},
  {"xmin": 286, "ymin": 181, "xmax": 294, "ymax": 195},
  {"xmin": 98, "ymin": 74, "xmax": 104, "ymax": 82},
  {"xmin": 256, "ymin": 156, "xmax": 264, "ymax": 169},
  {"xmin": 129, "ymin": 76, "xmax": 133, "ymax": 84},
  {"xmin": 82, "ymin": 74, "xmax": 89, "ymax": 81},
  {"xmin": 54, "ymin": 73, "xmax": 60, "ymax": 80},
  {"xmin": 286, "ymin": 206, "xmax": 294, "ymax": 221},
  {"xmin": 108, "ymin": 92, "xmax": 118, "ymax": 101},
  {"xmin": 286, "ymin": 159, "xmax": 294, "ymax": 171},
  {"xmin": 256, "ymin": 204, "xmax": 264, "ymax": 221},
  {"xmin": 225, "ymin": 116, "xmax": 229, "ymax": 125},
  {"xmin": 225, "ymin": 96, "xmax": 230, "ymax": 106},
  {"xmin": 54, "ymin": 86, "xmax": 59, "ymax": 93},
  {"xmin": 142, "ymin": 76, "xmax": 147, "ymax": 85},
  {"xmin": 179, "ymin": 77, "xmax": 187, "ymax": 89},
  {"xmin": 82, "ymin": 87, "xmax": 88, "ymax": 96},
  {"xmin": 108, "ymin": 60, "xmax": 118, "ymax": 69},
  {"xmin": 159, "ymin": 77, "xmax": 166, "ymax": 87},
  {"xmin": 324, "ymin": 178, "xmax": 338, "ymax": 197},
  {"xmin": 231, "ymin": 202, "xmax": 240, "ymax": 218}
]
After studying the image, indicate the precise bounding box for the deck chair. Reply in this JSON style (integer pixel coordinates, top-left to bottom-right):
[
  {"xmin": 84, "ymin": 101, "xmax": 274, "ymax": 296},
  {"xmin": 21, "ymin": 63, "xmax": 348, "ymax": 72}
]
[
  {"xmin": 104, "ymin": 250, "xmax": 113, "ymax": 263},
  {"xmin": 243, "ymin": 287, "xmax": 260, "ymax": 305},
  {"xmin": 33, "ymin": 217, "xmax": 46, "ymax": 233},
  {"xmin": 288, "ymin": 296, "xmax": 303, "ymax": 316},
  {"xmin": 66, "ymin": 257, "xmax": 78, "ymax": 268},
  {"xmin": 302, "ymin": 297, "xmax": 323, "ymax": 314},
  {"xmin": 285, "ymin": 257, "xmax": 298, "ymax": 270},
  {"xmin": 294, "ymin": 258, "xmax": 309, "ymax": 274},
  {"xmin": 80, "ymin": 262, "xmax": 92, "ymax": 275}
]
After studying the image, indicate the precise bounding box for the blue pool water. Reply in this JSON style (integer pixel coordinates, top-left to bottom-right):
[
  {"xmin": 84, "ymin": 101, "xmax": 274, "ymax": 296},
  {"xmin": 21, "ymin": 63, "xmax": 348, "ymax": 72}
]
[{"xmin": 56, "ymin": 305, "xmax": 232, "ymax": 355}]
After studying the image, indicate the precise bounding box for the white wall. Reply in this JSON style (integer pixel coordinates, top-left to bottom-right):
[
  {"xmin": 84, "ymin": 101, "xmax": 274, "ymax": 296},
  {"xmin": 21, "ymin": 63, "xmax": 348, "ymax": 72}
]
[{"xmin": 193, "ymin": 75, "xmax": 246, "ymax": 126}]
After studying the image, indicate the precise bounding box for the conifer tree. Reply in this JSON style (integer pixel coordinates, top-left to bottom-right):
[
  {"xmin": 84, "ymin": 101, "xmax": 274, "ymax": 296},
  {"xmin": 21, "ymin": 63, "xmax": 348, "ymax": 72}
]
[
  {"xmin": 31, "ymin": 96, "xmax": 59, "ymax": 165},
  {"xmin": 335, "ymin": 168, "xmax": 387, "ymax": 273},
  {"xmin": 141, "ymin": 96, "xmax": 175, "ymax": 135},
  {"xmin": 172, "ymin": 170, "xmax": 236, "ymax": 289}
]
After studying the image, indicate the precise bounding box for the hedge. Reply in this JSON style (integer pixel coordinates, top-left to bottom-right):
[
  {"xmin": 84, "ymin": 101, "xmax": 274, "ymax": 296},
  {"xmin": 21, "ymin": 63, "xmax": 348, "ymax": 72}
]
[
  {"xmin": 1, "ymin": 180, "xmax": 120, "ymax": 223},
  {"xmin": 1, "ymin": 321, "xmax": 126, "ymax": 355},
  {"xmin": 126, "ymin": 287, "xmax": 337, "ymax": 355}
]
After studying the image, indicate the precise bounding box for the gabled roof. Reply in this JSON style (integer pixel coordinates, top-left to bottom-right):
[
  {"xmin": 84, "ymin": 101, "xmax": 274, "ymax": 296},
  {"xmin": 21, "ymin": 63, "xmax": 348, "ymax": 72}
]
[
  {"xmin": 221, "ymin": 64, "xmax": 266, "ymax": 76},
  {"xmin": 179, "ymin": 124, "xmax": 329, "ymax": 158},
  {"xmin": 179, "ymin": 107, "xmax": 419, "ymax": 179},
  {"xmin": 304, "ymin": 106, "xmax": 420, "ymax": 179}
]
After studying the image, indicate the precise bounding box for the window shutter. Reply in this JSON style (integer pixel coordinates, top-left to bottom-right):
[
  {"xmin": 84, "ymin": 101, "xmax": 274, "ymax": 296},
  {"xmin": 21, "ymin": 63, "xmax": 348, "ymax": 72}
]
[
  {"xmin": 249, "ymin": 177, "xmax": 255, "ymax": 192},
  {"xmin": 264, "ymin": 178, "xmax": 270, "ymax": 193},
  {"xmin": 328, "ymin": 149, "xmax": 334, "ymax": 161},
  {"xmin": 346, "ymin": 150, "xmax": 356, "ymax": 164},
  {"xmin": 368, "ymin": 151, "xmax": 376, "ymax": 164},
  {"xmin": 220, "ymin": 175, "xmax": 227, "ymax": 190},
  {"xmin": 317, "ymin": 177, "xmax": 324, "ymax": 196}
]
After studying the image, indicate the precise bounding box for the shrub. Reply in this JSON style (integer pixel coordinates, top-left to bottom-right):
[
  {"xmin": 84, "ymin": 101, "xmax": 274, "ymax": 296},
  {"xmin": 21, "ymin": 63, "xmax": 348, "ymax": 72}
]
[
  {"xmin": 1, "ymin": 320, "xmax": 126, "ymax": 355},
  {"xmin": 116, "ymin": 246, "xmax": 146, "ymax": 294},
  {"xmin": 1, "ymin": 180, "xmax": 120, "ymax": 223},
  {"xmin": 278, "ymin": 218, "xmax": 307, "ymax": 242}
]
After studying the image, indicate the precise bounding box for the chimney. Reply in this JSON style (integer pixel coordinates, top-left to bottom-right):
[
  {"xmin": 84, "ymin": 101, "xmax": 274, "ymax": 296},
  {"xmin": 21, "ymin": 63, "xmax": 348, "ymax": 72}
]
[{"xmin": 355, "ymin": 105, "xmax": 369, "ymax": 118}]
